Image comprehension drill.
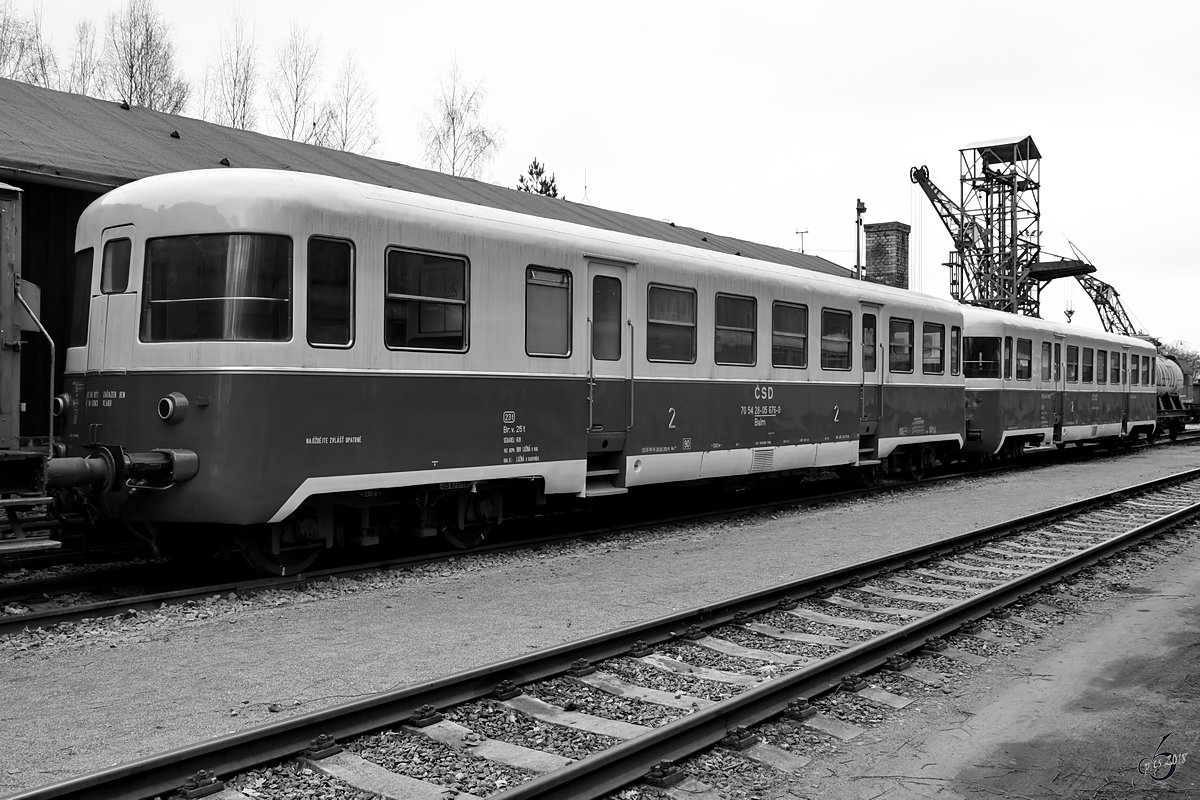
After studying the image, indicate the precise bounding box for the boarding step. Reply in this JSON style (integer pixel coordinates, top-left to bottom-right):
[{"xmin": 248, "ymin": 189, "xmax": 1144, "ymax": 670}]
[
  {"xmin": 857, "ymin": 459, "xmax": 881, "ymax": 466},
  {"xmin": 0, "ymin": 537, "xmax": 61, "ymax": 554},
  {"xmin": 581, "ymin": 478, "xmax": 628, "ymax": 497},
  {"xmin": 585, "ymin": 468, "xmax": 621, "ymax": 478}
]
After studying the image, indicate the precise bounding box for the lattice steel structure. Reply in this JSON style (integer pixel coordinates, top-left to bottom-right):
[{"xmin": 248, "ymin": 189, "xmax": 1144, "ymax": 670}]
[{"xmin": 912, "ymin": 136, "xmax": 1096, "ymax": 318}]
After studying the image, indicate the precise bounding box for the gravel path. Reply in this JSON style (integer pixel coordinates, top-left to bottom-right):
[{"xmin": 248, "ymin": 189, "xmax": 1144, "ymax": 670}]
[{"xmin": 1, "ymin": 444, "xmax": 1197, "ymax": 795}]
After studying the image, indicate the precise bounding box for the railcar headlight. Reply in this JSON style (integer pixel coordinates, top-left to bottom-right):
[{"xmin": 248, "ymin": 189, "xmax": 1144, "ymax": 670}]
[
  {"xmin": 52, "ymin": 393, "xmax": 71, "ymax": 417},
  {"xmin": 158, "ymin": 392, "xmax": 189, "ymax": 423}
]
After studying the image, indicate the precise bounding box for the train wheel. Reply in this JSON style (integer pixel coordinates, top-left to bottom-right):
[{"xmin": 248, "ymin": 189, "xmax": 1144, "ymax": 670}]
[
  {"xmin": 440, "ymin": 522, "xmax": 493, "ymax": 550},
  {"xmin": 235, "ymin": 523, "xmax": 322, "ymax": 576}
]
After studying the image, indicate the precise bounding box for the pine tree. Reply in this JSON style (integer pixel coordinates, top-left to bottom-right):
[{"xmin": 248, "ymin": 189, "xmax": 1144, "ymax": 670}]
[{"xmin": 517, "ymin": 158, "xmax": 560, "ymax": 198}]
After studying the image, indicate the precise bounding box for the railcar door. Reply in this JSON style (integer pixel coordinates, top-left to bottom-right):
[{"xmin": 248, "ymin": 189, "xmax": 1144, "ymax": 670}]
[
  {"xmin": 586, "ymin": 261, "xmax": 631, "ymax": 478},
  {"xmin": 859, "ymin": 305, "xmax": 882, "ymax": 425},
  {"xmin": 85, "ymin": 225, "xmax": 136, "ymax": 374},
  {"xmin": 1052, "ymin": 335, "xmax": 1065, "ymax": 442}
]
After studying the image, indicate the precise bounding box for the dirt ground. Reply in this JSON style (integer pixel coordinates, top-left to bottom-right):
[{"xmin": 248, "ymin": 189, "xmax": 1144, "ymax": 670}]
[{"xmin": 2, "ymin": 443, "xmax": 1199, "ymax": 797}]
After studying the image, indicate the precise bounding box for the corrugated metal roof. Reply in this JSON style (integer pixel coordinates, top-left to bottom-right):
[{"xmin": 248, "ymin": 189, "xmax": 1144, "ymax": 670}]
[
  {"xmin": 962, "ymin": 135, "xmax": 1041, "ymax": 164},
  {"xmin": 0, "ymin": 78, "xmax": 849, "ymax": 278}
]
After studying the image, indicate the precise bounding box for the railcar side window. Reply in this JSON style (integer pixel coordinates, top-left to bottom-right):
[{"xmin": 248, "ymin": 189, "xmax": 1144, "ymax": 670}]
[
  {"xmin": 951, "ymin": 326, "xmax": 961, "ymax": 376},
  {"xmin": 646, "ymin": 285, "xmax": 696, "ymax": 363},
  {"xmin": 307, "ymin": 237, "xmax": 354, "ymax": 347},
  {"xmin": 1082, "ymin": 347, "xmax": 1094, "ymax": 383},
  {"xmin": 962, "ymin": 336, "xmax": 999, "ymax": 378},
  {"xmin": 592, "ymin": 276, "xmax": 621, "ymax": 361},
  {"xmin": 1066, "ymin": 345, "xmax": 1079, "ymax": 383},
  {"xmin": 141, "ymin": 234, "xmax": 291, "ymax": 342},
  {"xmin": 1142, "ymin": 355, "xmax": 1151, "ymax": 386},
  {"xmin": 1122, "ymin": 352, "xmax": 1128, "ymax": 385},
  {"xmin": 385, "ymin": 248, "xmax": 468, "ymax": 351},
  {"xmin": 714, "ymin": 293, "xmax": 756, "ymax": 365},
  {"xmin": 1097, "ymin": 350, "xmax": 1108, "ymax": 384},
  {"xmin": 526, "ymin": 266, "xmax": 571, "ymax": 357},
  {"xmin": 101, "ymin": 238, "xmax": 131, "ymax": 294},
  {"xmin": 1054, "ymin": 343, "xmax": 1062, "ymax": 382},
  {"xmin": 771, "ymin": 302, "xmax": 807, "ymax": 368},
  {"xmin": 889, "ymin": 319, "xmax": 915, "ymax": 373},
  {"xmin": 1041, "ymin": 342, "xmax": 1052, "ymax": 380},
  {"xmin": 1016, "ymin": 338, "xmax": 1032, "ymax": 380},
  {"xmin": 1003, "ymin": 336, "xmax": 1013, "ymax": 380},
  {"xmin": 1149, "ymin": 356, "xmax": 1155, "ymax": 386},
  {"xmin": 69, "ymin": 248, "xmax": 93, "ymax": 348},
  {"xmin": 863, "ymin": 314, "xmax": 877, "ymax": 372},
  {"xmin": 1131, "ymin": 355, "xmax": 1141, "ymax": 385},
  {"xmin": 820, "ymin": 309, "xmax": 852, "ymax": 370},
  {"xmin": 922, "ymin": 323, "xmax": 945, "ymax": 374}
]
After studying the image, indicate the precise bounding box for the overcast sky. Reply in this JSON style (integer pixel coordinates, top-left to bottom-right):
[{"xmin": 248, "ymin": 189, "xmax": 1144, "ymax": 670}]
[{"xmin": 25, "ymin": 0, "xmax": 1200, "ymax": 347}]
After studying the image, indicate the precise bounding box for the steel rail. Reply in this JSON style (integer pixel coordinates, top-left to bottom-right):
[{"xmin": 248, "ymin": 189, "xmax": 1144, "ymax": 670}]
[{"xmin": 8, "ymin": 467, "xmax": 1200, "ymax": 800}]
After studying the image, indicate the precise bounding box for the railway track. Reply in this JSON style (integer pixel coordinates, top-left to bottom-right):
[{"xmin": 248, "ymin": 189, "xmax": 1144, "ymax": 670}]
[
  {"xmin": 10, "ymin": 467, "xmax": 1200, "ymax": 800},
  {"xmin": 7, "ymin": 431, "xmax": 1195, "ymax": 637}
]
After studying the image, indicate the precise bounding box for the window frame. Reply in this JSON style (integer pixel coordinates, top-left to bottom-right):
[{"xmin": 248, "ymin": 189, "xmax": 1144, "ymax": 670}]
[
  {"xmin": 140, "ymin": 232, "xmax": 293, "ymax": 343},
  {"xmin": 714, "ymin": 292, "xmax": 757, "ymax": 366},
  {"xmin": 1041, "ymin": 341, "xmax": 1052, "ymax": 381},
  {"xmin": 1016, "ymin": 338, "xmax": 1032, "ymax": 381},
  {"xmin": 922, "ymin": 322, "xmax": 946, "ymax": 375},
  {"xmin": 950, "ymin": 325, "xmax": 961, "ymax": 376},
  {"xmin": 383, "ymin": 246, "xmax": 470, "ymax": 353},
  {"xmin": 100, "ymin": 237, "xmax": 132, "ymax": 295},
  {"xmin": 771, "ymin": 301, "xmax": 808, "ymax": 369},
  {"xmin": 69, "ymin": 248, "xmax": 94, "ymax": 348},
  {"xmin": 1082, "ymin": 346, "xmax": 1094, "ymax": 383},
  {"xmin": 1066, "ymin": 344, "xmax": 1079, "ymax": 383},
  {"xmin": 863, "ymin": 313, "xmax": 878, "ymax": 373},
  {"xmin": 1003, "ymin": 336, "xmax": 1013, "ymax": 380},
  {"xmin": 525, "ymin": 265, "xmax": 572, "ymax": 358},
  {"xmin": 819, "ymin": 307, "xmax": 853, "ymax": 371},
  {"xmin": 889, "ymin": 317, "xmax": 915, "ymax": 374},
  {"xmin": 306, "ymin": 235, "xmax": 355, "ymax": 349},
  {"xmin": 646, "ymin": 283, "xmax": 697, "ymax": 364}
]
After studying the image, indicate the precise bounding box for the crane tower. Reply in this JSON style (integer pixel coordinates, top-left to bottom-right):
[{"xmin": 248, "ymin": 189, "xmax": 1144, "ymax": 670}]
[{"xmin": 911, "ymin": 136, "xmax": 1093, "ymax": 317}]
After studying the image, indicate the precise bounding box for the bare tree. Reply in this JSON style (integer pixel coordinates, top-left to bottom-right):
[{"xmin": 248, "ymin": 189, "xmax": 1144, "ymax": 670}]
[
  {"xmin": 21, "ymin": 6, "xmax": 55, "ymax": 87},
  {"xmin": 61, "ymin": 20, "xmax": 102, "ymax": 96},
  {"xmin": 421, "ymin": 61, "xmax": 501, "ymax": 178},
  {"xmin": 266, "ymin": 23, "xmax": 326, "ymax": 143},
  {"xmin": 0, "ymin": 0, "xmax": 32, "ymax": 80},
  {"xmin": 100, "ymin": 0, "xmax": 189, "ymax": 113},
  {"xmin": 207, "ymin": 10, "xmax": 257, "ymax": 129},
  {"xmin": 320, "ymin": 53, "xmax": 378, "ymax": 155}
]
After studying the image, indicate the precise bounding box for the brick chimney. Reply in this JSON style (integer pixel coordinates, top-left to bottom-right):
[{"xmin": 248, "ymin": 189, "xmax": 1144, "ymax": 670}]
[{"xmin": 863, "ymin": 221, "xmax": 910, "ymax": 289}]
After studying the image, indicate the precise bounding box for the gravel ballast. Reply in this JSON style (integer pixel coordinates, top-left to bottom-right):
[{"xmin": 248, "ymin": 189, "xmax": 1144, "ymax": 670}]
[{"xmin": 1, "ymin": 445, "xmax": 1198, "ymax": 794}]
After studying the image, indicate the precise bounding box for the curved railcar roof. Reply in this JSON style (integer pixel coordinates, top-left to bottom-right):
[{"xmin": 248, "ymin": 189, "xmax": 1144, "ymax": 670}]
[
  {"xmin": 957, "ymin": 304, "xmax": 1155, "ymax": 351},
  {"xmin": 84, "ymin": 168, "xmax": 956, "ymax": 315},
  {"xmin": 0, "ymin": 77, "xmax": 847, "ymax": 279}
]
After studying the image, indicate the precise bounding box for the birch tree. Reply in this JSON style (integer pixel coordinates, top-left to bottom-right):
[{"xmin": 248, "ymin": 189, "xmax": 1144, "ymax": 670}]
[{"xmin": 421, "ymin": 60, "xmax": 501, "ymax": 178}]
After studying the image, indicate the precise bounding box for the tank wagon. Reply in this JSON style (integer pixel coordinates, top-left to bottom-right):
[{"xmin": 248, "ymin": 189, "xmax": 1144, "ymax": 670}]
[
  {"xmin": 47, "ymin": 169, "xmax": 972, "ymax": 573},
  {"xmin": 958, "ymin": 306, "xmax": 1158, "ymax": 458},
  {"xmin": 1155, "ymin": 356, "xmax": 1195, "ymax": 438}
]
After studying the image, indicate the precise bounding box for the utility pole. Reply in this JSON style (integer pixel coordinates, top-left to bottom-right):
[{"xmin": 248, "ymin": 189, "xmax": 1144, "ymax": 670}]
[
  {"xmin": 795, "ymin": 228, "xmax": 808, "ymax": 254},
  {"xmin": 855, "ymin": 199, "xmax": 866, "ymax": 280}
]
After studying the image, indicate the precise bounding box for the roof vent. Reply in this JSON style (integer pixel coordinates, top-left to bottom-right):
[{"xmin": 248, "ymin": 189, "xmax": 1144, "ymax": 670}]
[
  {"xmin": 120, "ymin": 101, "xmax": 130, "ymax": 110},
  {"xmin": 170, "ymin": 130, "xmax": 180, "ymax": 139},
  {"xmin": 219, "ymin": 157, "xmax": 230, "ymax": 166},
  {"xmin": 701, "ymin": 236, "xmax": 708, "ymax": 242}
]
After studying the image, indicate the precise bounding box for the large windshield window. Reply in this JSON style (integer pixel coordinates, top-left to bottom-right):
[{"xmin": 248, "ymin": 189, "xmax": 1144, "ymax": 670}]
[
  {"xmin": 141, "ymin": 234, "xmax": 291, "ymax": 342},
  {"xmin": 963, "ymin": 336, "xmax": 1001, "ymax": 378}
]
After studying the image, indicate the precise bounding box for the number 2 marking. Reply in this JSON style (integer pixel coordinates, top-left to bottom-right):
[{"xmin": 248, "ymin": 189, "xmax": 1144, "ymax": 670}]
[
  {"xmin": 668, "ymin": 407, "xmax": 677, "ymax": 429},
  {"xmin": 833, "ymin": 405, "xmax": 841, "ymax": 422}
]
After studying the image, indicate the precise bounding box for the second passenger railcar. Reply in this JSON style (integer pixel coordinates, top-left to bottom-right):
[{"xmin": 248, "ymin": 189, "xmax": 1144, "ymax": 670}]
[{"xmin": 959, "ymin": 306, "xmax": 1158, "ymax": 458}]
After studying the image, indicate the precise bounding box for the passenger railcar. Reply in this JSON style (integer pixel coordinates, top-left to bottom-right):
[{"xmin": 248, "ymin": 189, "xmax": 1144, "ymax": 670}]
[
  {"xmin": 958, "ymin": 306, "xmax": 1158, "ymax": 458},
  {"xmin": 49, "ymin": 169, "xmax": 969, "ymax": 572}
]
